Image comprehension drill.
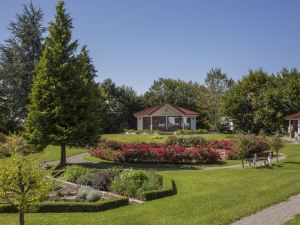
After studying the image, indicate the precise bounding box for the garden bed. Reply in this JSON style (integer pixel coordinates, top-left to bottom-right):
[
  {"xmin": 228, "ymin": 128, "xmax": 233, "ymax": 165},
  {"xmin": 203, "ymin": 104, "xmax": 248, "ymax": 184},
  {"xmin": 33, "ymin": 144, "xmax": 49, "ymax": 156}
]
[{"xmin": 55, "ymin": 165, "xmax": 177, "ymax": 202}]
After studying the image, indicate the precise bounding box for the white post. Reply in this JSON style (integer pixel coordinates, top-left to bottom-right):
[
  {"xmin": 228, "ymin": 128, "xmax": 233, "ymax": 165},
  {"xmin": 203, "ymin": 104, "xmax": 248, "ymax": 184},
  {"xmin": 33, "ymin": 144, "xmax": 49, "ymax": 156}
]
[
  {"xmin": 298, "ymin": 120, "xmax": 300, "ymax": 137},
  {"xmin": 182, "ymin": 116, "xmax": 185, "ymax": 129},
  {"xmin": 150, "ymin": 116, "xmax": 153, "ymax": 130}
]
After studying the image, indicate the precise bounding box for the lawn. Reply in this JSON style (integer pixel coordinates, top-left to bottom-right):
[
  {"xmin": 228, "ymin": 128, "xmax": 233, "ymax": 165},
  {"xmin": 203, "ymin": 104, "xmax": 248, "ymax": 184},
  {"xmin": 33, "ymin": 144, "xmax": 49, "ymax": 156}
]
[
  {"xmin": 285, "ymin": 215, "xmax": 300, "ymax": 225},
  {"xmin": 1, "ymin": 144, "xmax": 300, "ymax": 225},
  {"xmin": 0, "ymin": 145, "xmax": 87, "ymax": 166},
  {"xmin": 102, "ymin": 133, "xmax": 233, "ymax": 143}
]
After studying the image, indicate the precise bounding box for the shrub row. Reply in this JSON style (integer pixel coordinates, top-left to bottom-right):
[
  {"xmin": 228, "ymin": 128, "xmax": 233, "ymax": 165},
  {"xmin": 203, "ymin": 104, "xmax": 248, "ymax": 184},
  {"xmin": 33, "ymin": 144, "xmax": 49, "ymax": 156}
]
[
  {"xmin": 0, "ymin": 197, "xmax": 128, "ymax": 213},
  {"xmin": 140, "ymin": 179, "xmax": 177, "ymax": 201},
  {"xmin": 91, "ymin": 146, "xmax": 221, "ymax": 164}
]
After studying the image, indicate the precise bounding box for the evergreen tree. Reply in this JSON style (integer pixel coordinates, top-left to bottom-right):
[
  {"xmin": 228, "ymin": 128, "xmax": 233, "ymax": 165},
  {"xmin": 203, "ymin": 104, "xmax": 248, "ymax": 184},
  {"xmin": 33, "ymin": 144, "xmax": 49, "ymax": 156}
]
[
  {"xmin": 24, "ymin": 1, "xmax": 101, "ymax": 166},
  {"xmin": 0, "ymin": 3, "xmax": 45, "ymax": 133}
]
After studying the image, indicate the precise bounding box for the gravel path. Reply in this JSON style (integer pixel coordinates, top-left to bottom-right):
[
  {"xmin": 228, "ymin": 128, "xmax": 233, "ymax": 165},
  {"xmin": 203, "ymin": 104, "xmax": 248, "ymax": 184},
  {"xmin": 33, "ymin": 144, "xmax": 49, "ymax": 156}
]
[{"xmin": 230, "ymin": 194, "xmax": 300, "ymax": 225}]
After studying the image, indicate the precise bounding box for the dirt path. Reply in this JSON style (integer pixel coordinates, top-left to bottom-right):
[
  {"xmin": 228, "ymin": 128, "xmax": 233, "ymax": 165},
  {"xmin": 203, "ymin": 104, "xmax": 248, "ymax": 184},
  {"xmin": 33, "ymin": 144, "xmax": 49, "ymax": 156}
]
[{"xmin": 230, "ymin": 194, "xmax": 300, "ymax": 225}]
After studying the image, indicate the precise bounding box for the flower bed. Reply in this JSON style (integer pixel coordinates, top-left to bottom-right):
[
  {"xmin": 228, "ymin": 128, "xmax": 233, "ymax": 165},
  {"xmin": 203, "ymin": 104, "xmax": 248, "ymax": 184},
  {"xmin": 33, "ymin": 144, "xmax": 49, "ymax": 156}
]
[{"xmin": 90, "ymin": 138, "xmax": 221, "ymax": 164}]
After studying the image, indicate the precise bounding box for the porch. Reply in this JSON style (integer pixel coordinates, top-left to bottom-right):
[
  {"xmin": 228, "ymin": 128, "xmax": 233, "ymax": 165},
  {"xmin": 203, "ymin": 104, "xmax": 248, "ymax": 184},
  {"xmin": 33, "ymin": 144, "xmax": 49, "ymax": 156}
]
[{"xmin": 133, "ymin": 103, "xmax": 199, "ymax": 131}]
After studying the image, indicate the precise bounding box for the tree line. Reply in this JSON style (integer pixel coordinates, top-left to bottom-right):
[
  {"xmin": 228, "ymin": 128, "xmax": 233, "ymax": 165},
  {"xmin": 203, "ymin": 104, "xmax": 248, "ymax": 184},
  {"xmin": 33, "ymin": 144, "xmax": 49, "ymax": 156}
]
[{"xmin": 1, "ymin": 2, "xmax": 299, "ymax": 142}]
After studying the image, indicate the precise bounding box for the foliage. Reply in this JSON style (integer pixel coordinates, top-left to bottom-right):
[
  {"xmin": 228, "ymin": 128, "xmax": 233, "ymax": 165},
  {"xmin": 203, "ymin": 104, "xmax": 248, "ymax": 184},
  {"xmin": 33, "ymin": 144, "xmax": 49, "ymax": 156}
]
[
  {"xmin": 0, "ymin": 3, "xmax": 45, "ymax": 134},
  {"xmin": 23, "ymin": 1, "xmax": 101, "ymax": 166},
  {"xmin": 77, "ymin": 186, "xmax": 93, "ymax": 199},
  {"xmin": 268, "ymin": 134, "xmax": 284, "ymax": 163},
  {"xmin": 0, "ymin": 151, "xmax": 51, "ymax": 225},
  {"xmin": 0, "ymin": 197, "xmax": 128, "ymax": 213},
  {"xmin": 221, "ymin": 68, "xmax": 300, "ymax": 134},
  {"xmin": 91, "ymin": 144, "xmax": 221, "ymax": 164},
  {"xmin": 110, "ymin": 170, "xmax": 162, "ymax": 199},
  {"xmin": 76, "ymin": 173, "xmax": 94, "ymax": 186},
  {"xmin": 91, "ymin": 169, "xmax": 120, "ymax": 191},
  {"xmin": 86, "ymin": 190, "xmax": 102, "ymax": 202},
  {"xmin": 99, "ymin": 79, "xmax": 145, "ymax": 133},
  {"xmin": 0, "ymin": 134, "xmax": 29, "ymax": 158},
  {"xmin": 62, "ymin": 165, "xmax": 89, "ymax": 183},
  {"xmin": 202, "ymin": 68, "xmax": 234, "ymax": 126},
  {"xmin": 141, "ymin": 179, "xmax": 176, "ymax": 201}
]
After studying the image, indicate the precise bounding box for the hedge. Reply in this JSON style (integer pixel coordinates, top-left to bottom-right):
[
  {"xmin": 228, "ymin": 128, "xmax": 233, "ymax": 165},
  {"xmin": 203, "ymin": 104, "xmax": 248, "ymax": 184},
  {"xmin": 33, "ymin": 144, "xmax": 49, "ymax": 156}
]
[
  {"xmin": 0, "ymin": 197, "xmax": 128, "ymax": 213},
  {"xmin": 140, "ymin": 179, "xmax": 177, "ymax": 201}
]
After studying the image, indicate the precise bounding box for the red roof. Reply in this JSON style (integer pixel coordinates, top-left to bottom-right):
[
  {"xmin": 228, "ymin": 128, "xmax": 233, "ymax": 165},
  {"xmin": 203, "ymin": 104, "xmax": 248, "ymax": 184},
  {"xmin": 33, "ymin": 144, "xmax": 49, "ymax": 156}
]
[
  {"xmin": 134, "ymin": 103, "xmax": 200, "ymax": 117},
  {"xmin": 284, "ymin": 112, "xmax": 300, "ymax": 120}
]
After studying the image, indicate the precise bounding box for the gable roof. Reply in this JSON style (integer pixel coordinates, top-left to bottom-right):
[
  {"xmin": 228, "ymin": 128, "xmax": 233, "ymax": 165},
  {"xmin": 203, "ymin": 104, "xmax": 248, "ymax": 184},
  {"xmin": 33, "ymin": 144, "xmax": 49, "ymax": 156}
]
[
  {"xmin": 133, "ymin": 103, "xmax": 200, "ymax": 117},
  {"xmin": 284, "ymin": 112, "xmax": 300, "ymax": 120}
]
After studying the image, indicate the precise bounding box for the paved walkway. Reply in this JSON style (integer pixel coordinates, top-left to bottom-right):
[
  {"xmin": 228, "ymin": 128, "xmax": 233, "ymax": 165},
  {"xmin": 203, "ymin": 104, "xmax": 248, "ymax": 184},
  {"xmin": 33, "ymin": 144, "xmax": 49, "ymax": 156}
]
[
  {"xmin": 231, "ymin": 194, "xmax": 300, "ymax": 225},
  {"xmin": 49, "ymin": 152, "xmax": 286, "ymax": 171}
]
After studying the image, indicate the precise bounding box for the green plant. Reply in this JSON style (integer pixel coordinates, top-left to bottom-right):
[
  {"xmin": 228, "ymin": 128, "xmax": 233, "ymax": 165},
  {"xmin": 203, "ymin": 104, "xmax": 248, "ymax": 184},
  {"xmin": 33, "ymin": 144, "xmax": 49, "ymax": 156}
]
[
  {"xmin": 110, "ymin": 170, "xmax": 162, "ymax": 199},
  {"xmin": 76, "ymin": 173, "xmax": 94, "ymax": 186},
  {"xmin": 0, "ymin": 134, "xmax": 30, "ymax": 158},
  {"xmin": 268, "ymin": 134, "xmax": 284, "ymax": 164},
  {"xmin": 0, "ymin": 151, "xmax": 51, "ymax": 225},
  {"xmin": 234, "ymin": 135, "xmax": 250, "ymax": 168},
  {"xmin": 77, "ymin": 186, "xmax": 93, "ymax": 199},
  {"xmin": 91, "ymin": 169, "xmax": 120, "ymax": 191},
  {"xmin": 86, "ymin": 190, "xmax": 101, "ymax": 202},
  {"xmin": 62, "ymin": 165, "xmax": 89, "ymax": 183},
  {"xmin": 0, "ymin": 197, "xmax": 128, "ymax": 213}
]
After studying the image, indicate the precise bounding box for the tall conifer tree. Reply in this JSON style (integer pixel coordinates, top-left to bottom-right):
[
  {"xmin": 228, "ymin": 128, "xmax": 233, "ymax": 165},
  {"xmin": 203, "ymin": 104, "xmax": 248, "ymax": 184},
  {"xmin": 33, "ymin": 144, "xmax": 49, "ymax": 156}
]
[
  {"xmin": 24, "ymin": 1, "xmax": 101, "ymax": 166},
  {"xmin": 0, "ymin": 3, "xmax": 45, "ymax": 133}
]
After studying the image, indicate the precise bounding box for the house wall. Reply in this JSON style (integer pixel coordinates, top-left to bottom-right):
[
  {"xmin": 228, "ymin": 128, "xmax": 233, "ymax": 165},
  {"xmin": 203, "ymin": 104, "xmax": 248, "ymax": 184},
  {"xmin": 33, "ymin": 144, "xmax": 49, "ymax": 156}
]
[
  {"xmin": 151, "ymin": 104, "xmax": 182, "ymax": 117},
  {"xmin": 137, "ymin": 117, "xmax": 143, "ymax": 130}
]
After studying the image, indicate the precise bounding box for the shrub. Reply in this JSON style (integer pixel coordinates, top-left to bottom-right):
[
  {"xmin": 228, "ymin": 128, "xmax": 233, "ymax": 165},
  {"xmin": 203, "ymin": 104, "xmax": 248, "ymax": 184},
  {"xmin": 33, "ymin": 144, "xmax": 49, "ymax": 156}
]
[
  {"xmin": 86, "ymin": 190, "xmax": 102, "ymax": 202},
  {"xmin": 110, "ymin": 170, "xmax": 162, "ymax": 199},
  {"xmin": 0, "ymin": 133, "xmax": 6, "ymax": 143},
  {"xmin": 0, "ymin": 197, "xmax": 128, "ymax": 213},
  {"xmin": 76, "ymin": 173, "xmax": 94, "ymax": 186},
  {"xmin": 91, "ymin": 169, "xmax": 120, "ymax": 191},
  {"xmin": 62, "ymin": 165, "xmax": 89, "ymax": 183},
  {"xmin": 77, "ymin": 186, "xmax": 93, "ymax": 199},
  {"xmin": 0, "ymin": 134, "xmax": 29, "ymax": 157}
]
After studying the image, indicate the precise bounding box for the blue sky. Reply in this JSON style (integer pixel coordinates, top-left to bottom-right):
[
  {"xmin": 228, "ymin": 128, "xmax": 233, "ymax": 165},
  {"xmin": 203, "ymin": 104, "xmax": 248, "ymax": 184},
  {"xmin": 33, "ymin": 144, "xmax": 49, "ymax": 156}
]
[{"xmin": 1, "ymin": 0, "xmax": 300, "ymax": 94}]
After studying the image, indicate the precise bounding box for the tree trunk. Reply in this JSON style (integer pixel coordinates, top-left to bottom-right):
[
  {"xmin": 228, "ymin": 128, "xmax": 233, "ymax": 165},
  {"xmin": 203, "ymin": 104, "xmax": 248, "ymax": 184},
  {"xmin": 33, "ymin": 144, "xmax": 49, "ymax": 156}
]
[
  {"xmin": 19, "ymin": 209, "xmax": 25, "ymax": 225},
  {"xmin": 277, "ymin": 153, "xmax": 279, "ymax": 164},
  {"xmin": 241, "ymin": 159, "xmax": 244, "ymax": 168},
  {"xmin": 60, "ymin": 143, "xmax": 66, "ymax": 167}
]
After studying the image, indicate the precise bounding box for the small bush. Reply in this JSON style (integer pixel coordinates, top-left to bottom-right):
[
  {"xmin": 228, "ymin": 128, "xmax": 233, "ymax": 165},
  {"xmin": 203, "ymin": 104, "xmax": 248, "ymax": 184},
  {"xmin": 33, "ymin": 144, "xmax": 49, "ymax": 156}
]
[
  {"xmin": 77, "ymin": 186, "xmax": 93, "ymax": 199},
  {"xmin": 76, "ymin": 173, "xmax": 94, "ymax": 186},
  {"xmin": 62, "ymin": 165, "xmax": 89, "ymax": 183},
  {"xmin": 86, "ymin": 190, "xmax": 101, "ymax": 202},
  {"xmin": 0, "ymin": 134, "xmax": 29, "ymax": 157},
  {"xmin": 91, "ymin": 169, "xmax": 120, "ymax": 191},
  {"xmin": 110, "ymin": 170, "xmax": 162, "ymax": 199}
]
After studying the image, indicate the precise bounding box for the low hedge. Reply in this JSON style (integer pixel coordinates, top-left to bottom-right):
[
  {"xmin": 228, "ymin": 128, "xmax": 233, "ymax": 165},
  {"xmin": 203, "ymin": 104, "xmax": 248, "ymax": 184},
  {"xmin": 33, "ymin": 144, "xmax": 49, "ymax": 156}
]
[
  {"xmin": 0, "ymin": 197, "xmax": 128, "ymax": 213},
  {"xmin": 140, "ymin": 179, "xmax": 177, "ymax": 201}
]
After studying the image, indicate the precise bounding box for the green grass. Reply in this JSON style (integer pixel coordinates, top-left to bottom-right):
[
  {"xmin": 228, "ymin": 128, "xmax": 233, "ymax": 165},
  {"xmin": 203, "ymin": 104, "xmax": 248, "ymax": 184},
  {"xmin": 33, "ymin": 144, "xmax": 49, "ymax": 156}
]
[
  {"xmin": 28, "ymin": 145, "xmax": 87, "ymax": 162},
  {"xmin": 285, "ymin": 215, "xmax": 300, "ymax": 225},
  {"xmin": 0, "ymin": 145, "xmax": 87, "ymax": 166},
  {"xmin": 1, "ymin": 144, "xmax": 300, "ymax": 225},
  {"xmin": 102, "ymin": 133, "xmax": 233, "ymax": 143}
]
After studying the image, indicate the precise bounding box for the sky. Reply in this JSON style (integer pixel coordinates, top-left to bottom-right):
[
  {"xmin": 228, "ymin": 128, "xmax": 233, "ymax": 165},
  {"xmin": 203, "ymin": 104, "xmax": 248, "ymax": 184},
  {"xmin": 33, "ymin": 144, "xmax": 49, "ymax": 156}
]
[{"xmin": 1, "ymin": 0, "xmax": 300, "ymax": 94}]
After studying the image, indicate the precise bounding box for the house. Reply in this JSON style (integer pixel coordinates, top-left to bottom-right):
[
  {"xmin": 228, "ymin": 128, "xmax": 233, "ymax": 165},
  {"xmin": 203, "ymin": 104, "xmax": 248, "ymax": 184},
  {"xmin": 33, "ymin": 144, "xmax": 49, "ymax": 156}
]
[
  {"xmin": 133, "ymin": 103, "xmax": 199, "ymax": 131},
  {"xmin": 284, "ymin": 112, "xmax": 300, "ymax": 139}
]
